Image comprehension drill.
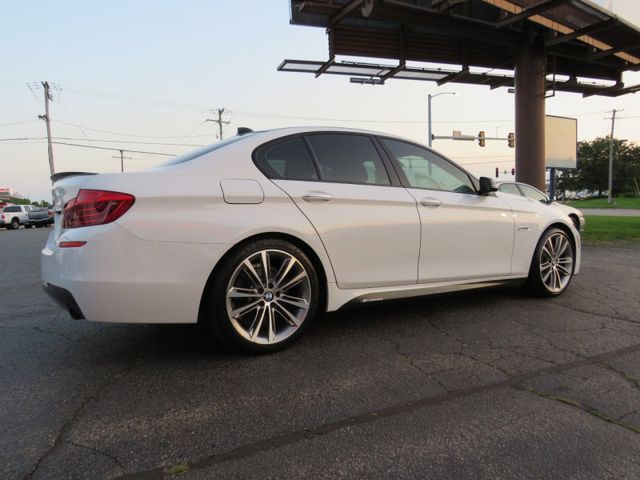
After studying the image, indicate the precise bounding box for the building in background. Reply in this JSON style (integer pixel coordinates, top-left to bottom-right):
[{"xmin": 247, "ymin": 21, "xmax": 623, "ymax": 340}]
[{"xmin": 0, "ymin": 188, "xmax": 24, "ymax": 200}]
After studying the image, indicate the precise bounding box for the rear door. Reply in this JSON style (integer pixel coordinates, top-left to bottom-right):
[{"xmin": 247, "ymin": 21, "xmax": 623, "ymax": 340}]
[
  {"xmin": 379, "ymin": 137, "xmax": 515, "ymax": 283},
  {"xmin": 256, "ymin": 133, "xmax": 421, "ymax": 289}
]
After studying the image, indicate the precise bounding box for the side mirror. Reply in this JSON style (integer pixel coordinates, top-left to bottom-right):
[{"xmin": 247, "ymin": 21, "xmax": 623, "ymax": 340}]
[{"xmin": 478, "ymin": 177, "xmax": 498, "ymax": 195}]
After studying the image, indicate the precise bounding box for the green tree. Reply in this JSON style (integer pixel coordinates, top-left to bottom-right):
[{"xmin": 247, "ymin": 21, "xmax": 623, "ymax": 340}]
[
  {"xmin": 6, "ymin": 196, "xmax": 32, "ymax": 205},
  {"xmin": 558, "ymin": 137, "xmax": 640, "ymax": 197}
]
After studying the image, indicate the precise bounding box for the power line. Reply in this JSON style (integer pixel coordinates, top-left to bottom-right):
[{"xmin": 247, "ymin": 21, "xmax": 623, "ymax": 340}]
[
  {"xmin": 0, "ymin": 136, "xmax": 205, "ymax": 147},
  {"xmin": 52, "ymin": 120, "xmax": 215, "ymax": 139},
  {"xmin": 232, "ymin": 110, "xmax": 514, "ymax": 125},
  {"xmin": 61, "ymin": 85, "xmax": 209, "ymax": 112},
  {"xmin": 54, "ymin": 137, "xmax": 205, "ymax": 147},
  {"xmin": 52, "ymin": 141, "xmax": 176, "ymax": 156},
  {"xmin": 0, "ymin": 120, "xmax": 40, "ymax": 128},
  {"xmin": 0, "ymin": 137, "xmax": 44, "ymax": 142}
]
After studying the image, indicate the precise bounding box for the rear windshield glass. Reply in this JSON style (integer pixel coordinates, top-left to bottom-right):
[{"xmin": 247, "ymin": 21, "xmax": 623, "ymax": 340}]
[{"xmin": 153, "ymin": 133, "xmax": 257, "ymax": 168}]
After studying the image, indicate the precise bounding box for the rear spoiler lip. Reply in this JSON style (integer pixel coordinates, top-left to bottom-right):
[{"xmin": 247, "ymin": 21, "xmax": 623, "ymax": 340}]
[{"xmin": 51, "ymin": 172, "xmax": 97, "ymax": 183}]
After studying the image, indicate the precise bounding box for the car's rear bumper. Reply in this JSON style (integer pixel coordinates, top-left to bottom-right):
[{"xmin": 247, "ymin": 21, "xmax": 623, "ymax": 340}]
[
  {"xmin": 41, "ymin": 222, "xmax": 228, "ymax": 324},
  {"xmin": 42, "ymin": 283, "xmax": 85, "ymax": 319}
]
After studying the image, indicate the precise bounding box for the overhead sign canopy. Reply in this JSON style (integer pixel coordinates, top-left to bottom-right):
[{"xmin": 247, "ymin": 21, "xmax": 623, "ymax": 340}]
[{"xmin": 280, "ymin": 0, "xmax": 640, "ymax": 96}]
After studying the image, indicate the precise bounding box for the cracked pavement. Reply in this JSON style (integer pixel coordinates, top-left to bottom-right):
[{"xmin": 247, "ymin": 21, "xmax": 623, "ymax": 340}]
[{"xmin": 1, "ymin": 228, "xmax": 640, "ymax": 479}]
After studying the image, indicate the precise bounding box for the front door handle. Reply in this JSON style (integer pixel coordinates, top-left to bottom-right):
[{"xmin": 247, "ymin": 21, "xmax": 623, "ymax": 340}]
[
  {"xmin": 420, "ymin": 197, "xmax": 443, "ymax": 207},
  {"xmin": 302, "ymin": 191, "xmax": 333, "ymax": 203}
]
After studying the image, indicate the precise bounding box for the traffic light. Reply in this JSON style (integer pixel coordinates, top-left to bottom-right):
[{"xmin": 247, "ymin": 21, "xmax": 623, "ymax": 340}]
[
  {"xmin": 478, "ymin": 130, "xmax": 486, "ymax": 147},
  {"xmin": 495, "ymin": 167, "xmax": 499, "ymax": 178},
  {"xmin": 511, "ymin": 168, "xmax": 515, "ymax": 175},
  {"xmin": 507, "ymin": 132, "xmax": 515, "ymax": 148}
]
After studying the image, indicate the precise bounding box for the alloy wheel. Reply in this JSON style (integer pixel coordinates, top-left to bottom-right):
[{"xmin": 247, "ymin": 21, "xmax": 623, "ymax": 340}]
[
  {"xmin": 539, "ymin": 232, "xmax": 573, "ymax": 293},
  {"xmin": 225, "ymin": 249, "xmax": 311, "ymax": 345}
]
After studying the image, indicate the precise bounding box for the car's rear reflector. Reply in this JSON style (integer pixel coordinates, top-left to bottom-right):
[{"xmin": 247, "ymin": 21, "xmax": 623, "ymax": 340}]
[
  {"xmin": 59, "ymin": 241, "xmax": 87, "ymax": 248},
  {"xmin": 63, "ymin": 190, "xmax": 135, "ymax": 229}
]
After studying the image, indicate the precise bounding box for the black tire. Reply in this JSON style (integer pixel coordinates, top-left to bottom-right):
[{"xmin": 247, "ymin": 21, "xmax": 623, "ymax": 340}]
[
  {"xmin": 25, "ymin": 224, "xmax": 33, "ymax": 229},
  {"xmin": 201, "ymin": 239, "xmax": 321, "ymax": 353},
  {"xmin": 36, "ymin": 224, "xmax": 43, "ymax": 228},
  {"xmin": 10, "ymin": 218, "xmax": 19, "ymax": 230},
  {"xmin": 524, "ymin": 228, "xmax": 575, "ymax": 298}
]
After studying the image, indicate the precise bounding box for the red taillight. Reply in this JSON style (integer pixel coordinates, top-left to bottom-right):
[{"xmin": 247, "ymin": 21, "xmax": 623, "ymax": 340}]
[{"xmin": 63, "ymin": 189, "xmax": 135, "ymax": 229}]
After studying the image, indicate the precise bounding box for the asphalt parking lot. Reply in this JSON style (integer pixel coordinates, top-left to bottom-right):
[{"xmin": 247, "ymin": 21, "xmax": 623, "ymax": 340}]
[{"xmin": 2, "ymin": 227, "xmax": 640, "ymax": 479}]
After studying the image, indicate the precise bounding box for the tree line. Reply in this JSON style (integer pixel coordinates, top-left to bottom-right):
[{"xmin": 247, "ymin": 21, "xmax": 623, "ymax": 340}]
[
  {"xmin": 1, "ymin": 196, "xmax": 51, "ymax": 208},
  {"xmin": 556, "ymin": 137, "xmax": 640, "ymax": 197}
]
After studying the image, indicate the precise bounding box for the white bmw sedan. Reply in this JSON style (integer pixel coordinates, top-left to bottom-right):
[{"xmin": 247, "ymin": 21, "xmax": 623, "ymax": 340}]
[{"xmin": 42, "ymin": 127, "xmax": 580, "ymax": 352}]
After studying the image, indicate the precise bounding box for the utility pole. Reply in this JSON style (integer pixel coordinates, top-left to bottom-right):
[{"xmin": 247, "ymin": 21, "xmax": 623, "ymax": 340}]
[
  {"xmin": 112, "ymin": 150, "xmax": 133, "ymax": 172},
  {"xmin": 38, "ymin": 81, "xmax": 55, "ymax": 177},
  {"xmin": 205, "ymin": 108, "xmax": 230, "ymax": 140},
  {"xmin": 606, "ymin": 109, "xmax": 621, "ymax": 205}
]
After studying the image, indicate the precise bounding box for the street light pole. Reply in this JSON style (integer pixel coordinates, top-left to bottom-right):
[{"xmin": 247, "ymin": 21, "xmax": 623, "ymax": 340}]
[{"xmin": 427, "ymin": 91, "xmax": 456, "ymax": 147}]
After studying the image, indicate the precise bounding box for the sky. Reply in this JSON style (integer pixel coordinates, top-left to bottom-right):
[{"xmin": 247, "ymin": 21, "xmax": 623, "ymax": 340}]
[{"xmin": 2, "ymin": 0, "xmax": 640, "ymax": 201}]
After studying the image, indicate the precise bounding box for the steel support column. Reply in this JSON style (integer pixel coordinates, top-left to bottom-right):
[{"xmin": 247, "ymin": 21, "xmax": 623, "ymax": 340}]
[{"xmin": 515, "ymin": 39, "xmax": 546, "ymax": 192}]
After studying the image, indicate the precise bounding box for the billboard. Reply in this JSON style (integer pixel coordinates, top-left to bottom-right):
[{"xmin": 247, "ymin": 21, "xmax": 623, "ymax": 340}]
[{"xmin": 545, "ymin": 115, "xmax": 577, "ymax": 169}]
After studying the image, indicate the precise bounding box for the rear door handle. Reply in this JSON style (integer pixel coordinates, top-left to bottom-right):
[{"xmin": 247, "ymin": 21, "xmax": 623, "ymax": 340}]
[
  {"xmin": 302, "ymin": 191, "xmax": 333, "ymax": 203},
  {"xmin": 420, "ymin": 197, "xmax": 443, "ymax": 207}
]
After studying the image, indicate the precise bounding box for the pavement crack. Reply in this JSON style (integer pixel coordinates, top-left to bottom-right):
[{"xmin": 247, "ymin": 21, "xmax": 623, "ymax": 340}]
[
  {"xmin": 0, "ymin": 325, "xmax": 71, "ymax": 341},
  {"xmin": 114, "ymin": 341, "xmax": 640, "ymax": 479},
  {"xmin": 23, "ymin": 339, "xmax": 162, "ymax": 480},
  {"xmin": 551, "ymin": 301, "xmax": 640, "ymax": 325},
  {"xmin": 389, "ymin": 338, "xmax": 454, "ymax": 393},
  {"xmin": 423, "ymin": 317, "xmax": 514, "ymax": 377},
  {"xmin": 516, "ymin": 385, "xmax": 640, "ymax": 435},
  {"xmin": 595, "ymin": 362, "xmax": 640, "ymax": 392},
  {"xmin": 67, "ymin": 440, "xmax": 125, "ymax": 472},
  {"xmin": 620, "ymin": 409, "xmax": 640, "ymax": 421}
]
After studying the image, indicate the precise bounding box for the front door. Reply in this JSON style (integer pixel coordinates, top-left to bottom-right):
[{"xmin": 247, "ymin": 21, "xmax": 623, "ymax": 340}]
[{"xmin": 379, "ymin": 137, "xmax": 514, "ymax": 283}]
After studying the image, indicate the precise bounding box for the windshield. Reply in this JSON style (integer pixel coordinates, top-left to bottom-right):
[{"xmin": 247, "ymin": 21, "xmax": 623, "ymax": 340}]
[{"xmin": 152, "ymin": 133, "xmax": 257, "ymax": 168}]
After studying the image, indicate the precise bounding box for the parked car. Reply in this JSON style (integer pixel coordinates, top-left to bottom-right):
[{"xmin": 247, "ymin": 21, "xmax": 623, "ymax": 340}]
[
  {"xmin": 1, "ymin": 205, "xmax": 53, "ymax": 229},
  {"xmin": 496, "ymin": 181, "xmax": 585, "ymax": 231},
  {"xmin": 42, "ymin": 127, "xmax": 581, "ymax": 352}
]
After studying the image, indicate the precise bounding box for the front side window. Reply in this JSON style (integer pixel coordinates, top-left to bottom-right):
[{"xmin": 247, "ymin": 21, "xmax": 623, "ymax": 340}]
[
  {"xmin": 519, "ymin": 184, "xmax": 548, "ymax": 203},
  {"xmin": 255, "ymin": 138, "xmax": 319, "ymax": 181},
  {"xmin": 306, "ymin": 134, "xmax": 391, "ymax": 186},
  {"xmin": 499, "ymin": 183, "xmax": 522, "ymax": 196},
  {"xmin": 381, "ymin": 139, "xmax": 475, "ymax": 194}
]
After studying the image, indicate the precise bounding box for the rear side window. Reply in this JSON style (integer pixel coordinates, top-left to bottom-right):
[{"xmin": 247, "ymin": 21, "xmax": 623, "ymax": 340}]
[
  {"xmin": 306, "ymin": 134, "xmax": 390, "ymax": 186},
  {"xmin": 498, "ymin": 183, "xmax": 522, "ymax": 196},
  {"xmin": 3, "ymin": 206, "xmax": 20, "ymax": 212},
  {"xmin": 255, "ymin": 138, "xmax": 319, "ymax": 181},
  {"xmin": 519, "ymin": 184, "xmax": 548, "ymax": 202}
]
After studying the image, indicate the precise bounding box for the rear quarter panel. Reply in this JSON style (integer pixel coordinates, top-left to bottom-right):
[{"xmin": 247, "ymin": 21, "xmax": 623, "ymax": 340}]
[{"xmin": 81, "ymin": 140, "xmax": 337, "ymax": 284}]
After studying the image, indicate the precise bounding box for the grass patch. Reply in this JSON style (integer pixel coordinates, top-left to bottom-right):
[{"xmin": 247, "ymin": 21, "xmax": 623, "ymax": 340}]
[
  {"xmin": 582, "ymin": 216, "xmax": 640, "ymax": 244},
  {"xmin": 165, "ymin": 464, "xmax": 189, "ymax": 476},
  {"xmin": 564, "ymin": 197, "xmax": 640, "ymax": 209}
]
